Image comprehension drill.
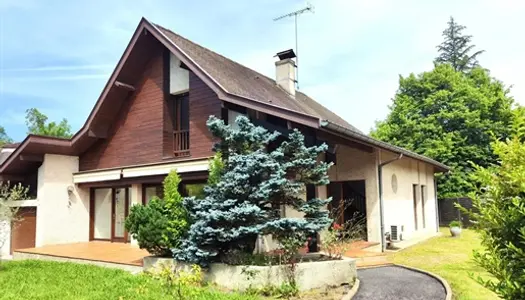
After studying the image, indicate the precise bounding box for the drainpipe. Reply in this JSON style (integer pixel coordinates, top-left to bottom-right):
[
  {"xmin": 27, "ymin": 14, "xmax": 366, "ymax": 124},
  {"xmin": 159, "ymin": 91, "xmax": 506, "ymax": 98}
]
[
  {"xmin": 434, "ymin": 175, "xmax": 439, "ymax": 233},
  {"xmin": 378, "ymin": 152, "xmax": 403, "ymax": 252}
]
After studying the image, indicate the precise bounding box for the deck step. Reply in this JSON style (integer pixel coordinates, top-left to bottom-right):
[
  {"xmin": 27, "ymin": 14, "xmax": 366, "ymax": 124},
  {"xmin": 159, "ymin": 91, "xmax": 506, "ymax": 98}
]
[{"xmin": 354, "ymin": 255, "xmax": 391, "ymax": 268}]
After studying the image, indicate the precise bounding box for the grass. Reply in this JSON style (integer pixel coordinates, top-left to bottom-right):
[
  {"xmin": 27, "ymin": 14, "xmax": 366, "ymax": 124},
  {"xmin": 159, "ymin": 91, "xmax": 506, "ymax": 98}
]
[
  {"xmin": 390, "ymin": 227, "xmax": 500, "ymax": 300},
  {"xmin": 0, "ymin": 260, "xmax": 259, "ymax": 300}
]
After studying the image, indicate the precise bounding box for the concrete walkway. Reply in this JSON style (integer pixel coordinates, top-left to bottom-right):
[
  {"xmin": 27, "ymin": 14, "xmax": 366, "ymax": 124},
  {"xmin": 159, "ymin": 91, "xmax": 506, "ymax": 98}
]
[{"xmin": 354, "ymin": 266, "xmax": 446, "ymax": 300}]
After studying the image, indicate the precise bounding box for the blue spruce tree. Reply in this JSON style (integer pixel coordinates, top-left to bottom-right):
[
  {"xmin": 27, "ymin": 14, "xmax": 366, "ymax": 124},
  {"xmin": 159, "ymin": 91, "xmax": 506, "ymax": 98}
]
[{"xmin": 174, "ymin": 116, "xmax": 332, "ymax": 265}]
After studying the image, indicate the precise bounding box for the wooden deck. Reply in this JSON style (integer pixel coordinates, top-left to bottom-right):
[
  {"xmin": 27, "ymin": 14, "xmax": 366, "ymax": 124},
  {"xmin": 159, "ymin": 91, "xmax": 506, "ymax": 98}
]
[
  {"xmin": 342, "ymin": 241, "xmax": 391, "ymax": 268},
  {"xmin": 14, "ymin": 241, "xmax": 150, "ymax": 266}
]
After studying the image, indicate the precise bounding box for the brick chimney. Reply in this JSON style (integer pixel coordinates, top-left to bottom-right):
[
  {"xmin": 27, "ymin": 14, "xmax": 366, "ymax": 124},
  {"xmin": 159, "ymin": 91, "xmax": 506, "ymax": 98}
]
[{"xmin": 275, "ymin": 49, "xmax": 297, "ymax": 97}]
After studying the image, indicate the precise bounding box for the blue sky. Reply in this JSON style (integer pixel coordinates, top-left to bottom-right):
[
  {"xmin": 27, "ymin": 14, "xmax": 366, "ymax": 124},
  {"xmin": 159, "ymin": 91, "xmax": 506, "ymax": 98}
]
[{"xmin": 1, "ymin": 0, "xmax": 524, "ymax": 141}]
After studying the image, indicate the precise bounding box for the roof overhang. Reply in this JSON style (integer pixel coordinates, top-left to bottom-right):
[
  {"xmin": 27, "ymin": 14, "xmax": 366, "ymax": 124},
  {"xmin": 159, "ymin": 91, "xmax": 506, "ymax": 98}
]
[
  {"xmin": 320, "ymin": 120, "xmax": 450, "ymax": 172},
  {"xmin": 73, "ymin": 158, "xmax": 209, "ymax": 184},
  {"xmin": 0, "ymin": 17, "xmax": 449, "ymax": 177}
]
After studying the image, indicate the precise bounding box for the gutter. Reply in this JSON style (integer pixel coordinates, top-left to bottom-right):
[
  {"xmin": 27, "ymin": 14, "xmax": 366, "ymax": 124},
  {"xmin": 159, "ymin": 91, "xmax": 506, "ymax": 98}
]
[{"xmin": 378, "ymin": 152, "xmax": 403, "ymax": 252}]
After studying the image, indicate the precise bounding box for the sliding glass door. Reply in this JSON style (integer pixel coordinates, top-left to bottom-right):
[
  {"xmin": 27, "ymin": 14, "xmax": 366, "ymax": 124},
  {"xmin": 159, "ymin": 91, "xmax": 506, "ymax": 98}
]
[
  {"xmin": 112, "ymin": 188, "xmax": 128, "ymax": 242},
  {"xmin": 92, "ymin": 187, "xmax": 130, "ymax": 243}
]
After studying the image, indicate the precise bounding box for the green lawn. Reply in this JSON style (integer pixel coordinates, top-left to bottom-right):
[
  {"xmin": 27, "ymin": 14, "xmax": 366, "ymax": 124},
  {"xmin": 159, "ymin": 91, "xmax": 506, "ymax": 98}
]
[
  {"xmin": 391, "ymin": 227, "xmax": 500, "ymax": 300},
  {"xmin": 0, "ymin": 260, "xmax": 258, "ymax": 300}
]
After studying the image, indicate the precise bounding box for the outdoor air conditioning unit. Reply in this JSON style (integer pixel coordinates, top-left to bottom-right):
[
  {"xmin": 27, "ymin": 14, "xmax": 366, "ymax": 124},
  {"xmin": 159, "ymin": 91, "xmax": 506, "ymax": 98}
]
[{"xmin": 390, "ymin": 225, "xmax": 404, "ymax": 242}]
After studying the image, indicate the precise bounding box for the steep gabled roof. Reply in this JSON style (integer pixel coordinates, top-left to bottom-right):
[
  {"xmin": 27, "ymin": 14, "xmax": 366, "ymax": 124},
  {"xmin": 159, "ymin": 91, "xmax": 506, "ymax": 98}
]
[
  {"xmin": 0, "ymin": 18, "xmax": 448, "ymax": 175},
  {"xmin": 154, "ymin": 24, "xmax": 359, "ymax": 132},
  {"xmin": 152, "ymin": 22, "xmax": 447, "ymax": 171}
]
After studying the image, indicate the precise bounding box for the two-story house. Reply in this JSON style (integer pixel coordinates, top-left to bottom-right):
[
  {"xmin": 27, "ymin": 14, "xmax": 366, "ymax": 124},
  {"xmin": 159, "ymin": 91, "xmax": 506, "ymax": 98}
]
[{"xmin": 0, "ymin": 18, "xmax": 448, "ymax": 259}]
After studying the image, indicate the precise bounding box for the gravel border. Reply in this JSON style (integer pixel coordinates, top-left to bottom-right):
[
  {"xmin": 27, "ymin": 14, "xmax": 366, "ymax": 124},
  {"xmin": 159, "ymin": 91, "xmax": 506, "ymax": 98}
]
[{"xmin": 341, "ymin": 278, "xmax": 360, "ymax": 300}]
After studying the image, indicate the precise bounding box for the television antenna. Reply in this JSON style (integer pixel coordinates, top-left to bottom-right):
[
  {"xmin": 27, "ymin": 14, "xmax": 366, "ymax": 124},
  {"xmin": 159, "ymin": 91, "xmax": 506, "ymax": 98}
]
[{"xmin": 273, "ymin": 2, "xmax": 314, "ymax": 89}]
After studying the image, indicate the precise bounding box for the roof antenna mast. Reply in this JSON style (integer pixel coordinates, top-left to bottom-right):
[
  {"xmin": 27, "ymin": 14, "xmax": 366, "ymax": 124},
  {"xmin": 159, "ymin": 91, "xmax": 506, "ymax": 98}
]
[{"xmin": 273, "ymin": 2, "xmax": 314, "ymax": 90}]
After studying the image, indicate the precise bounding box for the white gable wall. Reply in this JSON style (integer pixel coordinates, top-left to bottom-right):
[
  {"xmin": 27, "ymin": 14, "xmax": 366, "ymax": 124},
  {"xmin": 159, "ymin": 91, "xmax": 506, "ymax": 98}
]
[
  {"xmin": 170, "ymin": 53, "xmax": 189, "ymax": 94},
  {"xmin": 380, "ymin": 151, "xmax": 438, "ymax": 240},
  {"xmin": 35, "ymin": 154, "xmax": 90, "ymax": 246}
]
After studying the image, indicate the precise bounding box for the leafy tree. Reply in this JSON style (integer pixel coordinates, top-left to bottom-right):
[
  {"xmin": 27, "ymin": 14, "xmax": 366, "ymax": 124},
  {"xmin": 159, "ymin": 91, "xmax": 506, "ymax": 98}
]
[
  {"xmin": 435, "ymin": 17, "xmax": 484, "ymax": 73},
  {"xmin": 464, "ymin": 111, "xmax": 525, "ymax": 299},
  {"xmin": 372, "ymin": 64, "xmax": 515, "ymax": 197},
  {"xmin": 0, "ymin": 126, "xmax": 12, "ymax": 147},
  {"xmin": 174, "ymin": 116, "xmax": 332, "ymax": 266},
  {"xmin": 125, "ymin": 171, "xmax": 189, "ymax": 256},
  {"xmin": 25, "ymin": 108, "xmax": 73, "ymax": 138}
]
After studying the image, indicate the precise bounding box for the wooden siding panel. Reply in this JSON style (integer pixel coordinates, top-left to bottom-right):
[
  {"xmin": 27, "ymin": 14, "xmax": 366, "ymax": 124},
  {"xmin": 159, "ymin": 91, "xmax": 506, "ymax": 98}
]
[
  {"xmin": 80, "ymin": 50, "xmax": 164, "ymax": 171},
  {"xmin": 188, "ymin": 72, "xmax": 221, "ymax": 158},
  {"xmin": 79, "ymin": 49, "xmax": 221, "ymax": 171}
]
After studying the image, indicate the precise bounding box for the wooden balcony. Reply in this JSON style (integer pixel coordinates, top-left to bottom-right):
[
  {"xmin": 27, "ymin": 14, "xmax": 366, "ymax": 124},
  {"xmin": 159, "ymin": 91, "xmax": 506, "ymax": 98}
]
[{"xmin": 173, "ymin": 129, "xmax": 190, "ymax": 157}]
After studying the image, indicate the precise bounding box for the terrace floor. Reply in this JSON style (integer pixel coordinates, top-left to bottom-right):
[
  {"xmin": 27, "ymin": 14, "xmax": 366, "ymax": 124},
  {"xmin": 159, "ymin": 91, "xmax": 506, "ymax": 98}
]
[{"xmin": 14, "ymin": 241, "xmax": 149, "ymax": 267}]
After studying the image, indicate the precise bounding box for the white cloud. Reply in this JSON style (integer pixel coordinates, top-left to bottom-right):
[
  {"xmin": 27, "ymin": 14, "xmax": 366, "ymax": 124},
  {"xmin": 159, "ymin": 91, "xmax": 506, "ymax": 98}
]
[{"xmin": 1, "ymin": 0, "xmax": 525, "ymax": 140}]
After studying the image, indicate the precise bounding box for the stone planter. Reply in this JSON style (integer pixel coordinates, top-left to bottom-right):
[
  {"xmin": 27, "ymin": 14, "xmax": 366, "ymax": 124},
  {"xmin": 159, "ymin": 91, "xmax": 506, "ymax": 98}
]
[
  {"xmin": 143, "ymin": 256, "xmax": 192, "ymax": 273},
  {"xmin": 143, "ymin": 254, "xmax": 357, "ymax": 292},
  {"xmin": 449, "ymin": 226, "xmax": 462, "ymax": 237}
]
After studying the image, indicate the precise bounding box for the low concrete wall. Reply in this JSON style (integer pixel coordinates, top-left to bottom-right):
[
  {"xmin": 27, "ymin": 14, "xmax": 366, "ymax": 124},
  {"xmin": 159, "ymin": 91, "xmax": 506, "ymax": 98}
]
[{"xmin": 143, "ymin": 255, "xmax": 357, "ymax": 292}]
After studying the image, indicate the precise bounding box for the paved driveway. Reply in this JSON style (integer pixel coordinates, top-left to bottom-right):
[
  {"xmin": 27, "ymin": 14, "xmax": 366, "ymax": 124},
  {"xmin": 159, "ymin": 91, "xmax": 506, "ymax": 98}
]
[{"xmin": 354, "ymin": 266, "xmax": 446, "ymax": 300}]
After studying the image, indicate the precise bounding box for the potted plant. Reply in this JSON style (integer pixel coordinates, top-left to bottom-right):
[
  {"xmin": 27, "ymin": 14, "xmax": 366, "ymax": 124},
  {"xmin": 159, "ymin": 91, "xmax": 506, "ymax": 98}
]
[{"xmin": 449, "ymin": 220, "xmax": 462, "ymax": 237}]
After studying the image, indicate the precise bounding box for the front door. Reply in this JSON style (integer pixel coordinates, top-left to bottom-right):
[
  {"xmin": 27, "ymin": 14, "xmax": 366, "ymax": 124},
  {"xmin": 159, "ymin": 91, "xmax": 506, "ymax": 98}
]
[{"xmin": 111, "ymin": 187, "xmax": 129, "ymax": 242}]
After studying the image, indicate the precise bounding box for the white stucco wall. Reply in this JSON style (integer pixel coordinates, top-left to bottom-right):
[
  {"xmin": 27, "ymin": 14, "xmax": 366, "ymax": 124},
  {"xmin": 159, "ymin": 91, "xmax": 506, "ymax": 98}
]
[
  {"xmin": 328, "ymin": 145, "xmax": 381, "ymax": 242},
  {"xmin": 0, "ymin": 220, "xmax": 11, "ymax": 258},
  {"xmin": 380, "ymin": 151, "xmax": 438, "ymax": 240},
  {"xmin": 35, "ymin": 154, "xmax": 90, "ymax": 246}
]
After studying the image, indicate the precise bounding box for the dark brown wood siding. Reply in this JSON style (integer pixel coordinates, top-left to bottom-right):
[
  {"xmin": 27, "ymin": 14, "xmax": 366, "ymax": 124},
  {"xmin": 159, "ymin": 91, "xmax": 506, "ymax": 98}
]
[
  {"xmin": 79, "ymin": 48, "xmax": 221, "ymax": 171},
  {"xmin": 80, "ymin": 49, "xmax": 165, "ymax": 171},
  {"xmin": 188, "ymin": 72, "xmax": 221, "ymax": 158}
]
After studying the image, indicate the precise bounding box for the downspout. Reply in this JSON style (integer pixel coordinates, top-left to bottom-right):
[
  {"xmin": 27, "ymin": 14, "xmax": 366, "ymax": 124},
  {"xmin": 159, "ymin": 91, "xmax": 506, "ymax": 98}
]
[
  {"xmin": 434, "ymin": 175, "xmax": 439, "ymax": 233},
  {"xmin": 378, "ymin": 152, "xmax": 403, "ymax": 252}
]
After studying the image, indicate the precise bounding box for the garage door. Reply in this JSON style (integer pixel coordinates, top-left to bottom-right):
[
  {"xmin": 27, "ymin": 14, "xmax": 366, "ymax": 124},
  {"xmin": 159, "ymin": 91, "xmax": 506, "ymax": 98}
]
[{"xmin": 10, "ymin": 207, "xmax": 37, "ymax": 254}]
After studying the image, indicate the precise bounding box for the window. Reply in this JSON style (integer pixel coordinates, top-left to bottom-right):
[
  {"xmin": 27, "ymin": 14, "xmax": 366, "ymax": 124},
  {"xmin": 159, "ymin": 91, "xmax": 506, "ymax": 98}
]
[
  {"xmin": 266, "ymin": 114, "xmax": 288, "ymax": 129},
  {"xmin": 170, "ymin": 93, "xmax": 190, "ymax": 156},
  {"xmin": 228, "ymin": 110, "xmax": 245, "ymax": 130},
  {"xmin": 421, "ymin": 185, "xmax": 426, "ymax": 228},
  {"xmin": 413, "ymin": 184, "xmax": 419, "ymax": 230},
  {"xmin": 325, "ymin": 146, "xmax": 337, "ymax": 165},
  {"xmin": 170, "ymin": 93, "xmax": 189, "ymax": 131},
  {"xmin": 181, "ymin": 182, "xmax": 206, "ymax": 199},
  {"xmin": 143, "ymin": 184, "xmax": 163, "ymax": 205}
]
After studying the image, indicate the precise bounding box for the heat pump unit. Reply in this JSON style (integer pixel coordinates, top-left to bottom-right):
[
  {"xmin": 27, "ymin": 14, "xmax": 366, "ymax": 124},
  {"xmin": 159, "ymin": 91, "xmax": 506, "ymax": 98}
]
[{"xmin": 390, "ymin": 225, "xmax": 404, "ymax": 242}]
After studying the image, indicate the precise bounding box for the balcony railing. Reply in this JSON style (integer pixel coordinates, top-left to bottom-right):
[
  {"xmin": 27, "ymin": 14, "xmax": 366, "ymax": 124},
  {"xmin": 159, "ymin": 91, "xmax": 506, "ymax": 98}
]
[{"xmin": 173, "ymin": 129, "xmax": 190, "ymax": 157}]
